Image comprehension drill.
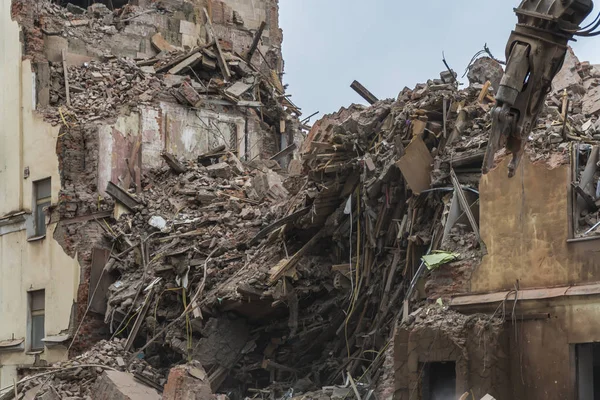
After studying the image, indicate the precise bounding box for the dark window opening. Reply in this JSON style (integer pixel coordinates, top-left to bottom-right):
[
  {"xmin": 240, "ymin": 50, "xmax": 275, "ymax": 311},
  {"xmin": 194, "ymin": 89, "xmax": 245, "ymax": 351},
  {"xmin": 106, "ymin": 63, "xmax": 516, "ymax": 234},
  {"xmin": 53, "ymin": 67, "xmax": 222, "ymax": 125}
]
[
  {"xmin": 576, "ymin": 343, "xmax": 600, "ymax": 400},
  {"xmin": 421, "ymin": 361, "xmax": 456, "ymax": 400},
  {"xmin": 570, "ymin": 144, "xmax": 600, "ymax": 239}
]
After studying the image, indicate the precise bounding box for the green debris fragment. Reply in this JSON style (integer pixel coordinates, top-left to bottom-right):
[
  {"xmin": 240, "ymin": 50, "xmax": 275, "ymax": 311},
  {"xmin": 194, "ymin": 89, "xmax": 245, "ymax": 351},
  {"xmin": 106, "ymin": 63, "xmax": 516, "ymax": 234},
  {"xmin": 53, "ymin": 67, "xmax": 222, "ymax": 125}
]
[{"xmin": 422, "ymin": 251, "xmax": 460, "ymax": 270}]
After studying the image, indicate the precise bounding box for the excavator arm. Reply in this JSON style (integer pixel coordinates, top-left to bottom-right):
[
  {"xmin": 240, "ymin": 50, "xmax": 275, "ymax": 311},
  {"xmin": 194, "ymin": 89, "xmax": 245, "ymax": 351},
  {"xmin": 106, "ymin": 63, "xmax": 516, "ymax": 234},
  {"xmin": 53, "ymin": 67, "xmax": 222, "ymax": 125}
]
[{"xmin": 483, "ymin": 0, "xmax": 594, "ymax": 177}]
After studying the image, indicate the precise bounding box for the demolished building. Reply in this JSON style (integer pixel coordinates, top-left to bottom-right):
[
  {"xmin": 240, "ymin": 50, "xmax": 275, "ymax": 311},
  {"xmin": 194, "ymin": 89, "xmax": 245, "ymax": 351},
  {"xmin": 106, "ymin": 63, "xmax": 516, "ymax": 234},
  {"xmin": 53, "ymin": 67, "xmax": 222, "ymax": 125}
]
[
  {"xmin": 4, "ymin": 0, "xmax": 600, "ymax": 399},
  {"xmin": 0, "ymin": 0, "xmax": 301, "ymax": 392}
]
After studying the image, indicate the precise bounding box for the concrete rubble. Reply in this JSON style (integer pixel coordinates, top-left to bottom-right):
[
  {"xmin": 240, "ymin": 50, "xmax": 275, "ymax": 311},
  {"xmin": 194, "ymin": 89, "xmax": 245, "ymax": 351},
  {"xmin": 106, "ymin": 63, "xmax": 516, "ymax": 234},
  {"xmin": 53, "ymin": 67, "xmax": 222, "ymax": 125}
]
[
  {"xmin": 14, "ymin": 339, "xmax": 163, "ymax": 399},
  {"xmin": 7, "ymin": 0, "xmax": 600, "ymax": 398},
  {"xmin": 11, "ymin": 45, "xmax": 600, "ymax": 398}
]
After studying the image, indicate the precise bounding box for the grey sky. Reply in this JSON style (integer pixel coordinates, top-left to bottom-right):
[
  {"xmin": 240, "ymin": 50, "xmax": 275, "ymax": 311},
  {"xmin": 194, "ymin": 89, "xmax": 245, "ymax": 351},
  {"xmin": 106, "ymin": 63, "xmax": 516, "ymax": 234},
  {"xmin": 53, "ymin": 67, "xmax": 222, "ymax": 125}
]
[{"xmin": 279, "ymin": 0, "xmax": 600, "ymax": 121}]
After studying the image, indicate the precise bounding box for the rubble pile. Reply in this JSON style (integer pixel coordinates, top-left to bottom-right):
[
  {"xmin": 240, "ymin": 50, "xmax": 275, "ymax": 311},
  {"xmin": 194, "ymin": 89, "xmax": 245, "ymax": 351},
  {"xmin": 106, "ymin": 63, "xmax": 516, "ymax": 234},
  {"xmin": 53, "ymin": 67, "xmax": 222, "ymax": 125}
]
[
  {"xmin": 16, "ymin": 339, "xmax": 164, "ymax": 399},
  {"xmin": 46, "ymin": 57, "xmax": 164, "ymax": 124},
  {"xmin": 11, "ymin": 0, "xmax": 600, "ymax": 393},
  {"xmin": 21, "ymin": 0, "xmax": 298, "ymax": 132},
  {"xmin": 18, "ymin": 52, "xmax": 600, "ymax": 399}
]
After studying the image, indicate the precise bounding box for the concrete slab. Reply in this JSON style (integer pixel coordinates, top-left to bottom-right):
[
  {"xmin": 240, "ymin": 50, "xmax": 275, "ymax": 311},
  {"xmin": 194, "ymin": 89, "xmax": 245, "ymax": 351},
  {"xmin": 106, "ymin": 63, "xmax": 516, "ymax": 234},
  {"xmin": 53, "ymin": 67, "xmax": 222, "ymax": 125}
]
[{"xmin": 93, "ymin": 371, "xmax": 161, "ymax": 400}]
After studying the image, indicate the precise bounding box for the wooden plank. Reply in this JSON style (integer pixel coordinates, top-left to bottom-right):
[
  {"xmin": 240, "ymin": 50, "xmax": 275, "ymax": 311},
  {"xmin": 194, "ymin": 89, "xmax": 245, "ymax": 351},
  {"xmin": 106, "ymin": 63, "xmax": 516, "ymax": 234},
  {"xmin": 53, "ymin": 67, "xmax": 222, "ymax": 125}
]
[
  {"xmin": 477, "ymin": 80, "xmax": 492, "ymax": 103},
  {"xmin": 161, "ymin": 151, "xmax": 188, "ymax": 173},
  {"xmin": 248, "ymin": 206, "xmax": 310, "ymax": 246},
  {"xmin": 168, "ymin": 52, "xmax": 202, "ymax": 75},
  {"xmin": 269, "ymin": 143, "xmax": 297, "ymax": 161},
  {"xmin": 572, "ymin": 183, "xmax": 598, "ymax": 211},
  {"xmin": 203, "ymin": 8, "xmax": 231, "ymax": 80},
  {"xmin": 225, "ymin": 81, "xmax": 253, "ymax": 98},
  {"xmin": 61, "ymin": 49, "xmax": 70, "ymax": 106},
  {"xmin": 450, "ymin": 169, "xmax": 480, "ymax": 242},
  {"xmin": 151, "ymin": 32, "xmax": 177, "ymax": 52},
  {"xmin": 124, "ymin": 288, "xmax": 154, "ymax": 352},
  {"xmin": 106, "ymin": 181, "xmax": 140, "ymax": 210},
  {"xmin": 268, "ymin": 229, "xmax": 324, "ymax": 285},
  {"xmin": 395, "ymin": 136, "xmax": 433, "ymax": 194},
  {"xmin": 350, "ymin": 80, "xmax": 378, "ymax": 105},
  {"xmin": 156, "ymin": 48, "xmax": 201, "ymax": 73},
  {"xmin": 236, "ymin": 100, "xmax": 264, "ymax": 107},
  {"xmin": 246, "ymin": 21, "xmax": 267, "ymax": 62},
  {"xmin": 443, "ymin": 149, "xmax": 486, "ymax": 167}
]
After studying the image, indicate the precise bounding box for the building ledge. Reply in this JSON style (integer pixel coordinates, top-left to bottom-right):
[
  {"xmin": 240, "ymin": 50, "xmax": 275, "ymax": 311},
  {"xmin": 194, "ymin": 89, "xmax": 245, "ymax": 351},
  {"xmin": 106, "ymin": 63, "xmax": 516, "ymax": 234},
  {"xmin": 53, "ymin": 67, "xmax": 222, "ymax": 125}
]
[
  {"xmin": 42, "ymin": 334, "xmax": 71, "ymax": 348},
  {"xmin": 27, "ymin": 235, "xmax": 46, "ymax": 242},
  {"xmin": 0, "ymin": 338, "xmax": 25, "ymax": 353},
  {"xmin": 0, "ymin": 212, "xmax": 27, "ymax": 226},
  {"xmin": 450, "ymin": 281, "xmax": 600, "ymax": 307}
]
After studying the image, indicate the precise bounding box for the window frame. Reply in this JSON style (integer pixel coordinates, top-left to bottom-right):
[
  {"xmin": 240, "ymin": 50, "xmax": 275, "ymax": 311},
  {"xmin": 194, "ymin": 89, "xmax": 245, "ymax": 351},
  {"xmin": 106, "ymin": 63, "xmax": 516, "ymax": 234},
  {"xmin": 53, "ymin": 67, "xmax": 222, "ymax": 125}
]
[
  {"xmin": 32, "ymin": 178, "xmax": 51, "ymax": 239},
  {"xmin": 568, "ymin": 144, "xmax": 600, "ymax": 243},
  {"xmin": 28, "ymin": 289, "xmax": 45, "ymax": 352}
]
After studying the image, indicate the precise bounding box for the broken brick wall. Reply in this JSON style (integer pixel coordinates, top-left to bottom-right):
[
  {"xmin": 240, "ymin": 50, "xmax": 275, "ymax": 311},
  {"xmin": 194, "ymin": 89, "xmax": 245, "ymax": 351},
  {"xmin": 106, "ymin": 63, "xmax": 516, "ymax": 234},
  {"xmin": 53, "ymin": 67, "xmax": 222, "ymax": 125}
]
[
  {"xmin": 394, "ymin": 309, "xmax": 509, "ymax": 400},
  {"xmin": 54, "ymin": 124, "xmax": 114, "ymax": 354},
  {"xmin": 212, "ymin": 0, "xmax": 283, "ymax": 73}
]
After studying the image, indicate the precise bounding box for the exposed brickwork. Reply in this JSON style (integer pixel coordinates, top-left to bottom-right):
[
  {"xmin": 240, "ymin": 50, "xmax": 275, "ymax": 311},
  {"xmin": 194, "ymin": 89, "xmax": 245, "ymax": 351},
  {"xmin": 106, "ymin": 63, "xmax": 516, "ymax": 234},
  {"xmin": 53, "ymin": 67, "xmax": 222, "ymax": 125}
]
[
  {"xmin": 424, "ymin": 259, "xmax": 478, "ymax": 300},
  {"xmin": 11, "ymin": 0, "xmax": 45, "ymax": 61},
  {"xmin": 54, "ymin": 124, "xmax": 114, "ymax": 355},
  {"xmin": 163, "ymin": 366, "xmax": 213, "ymax": 400},
  {"xmin": 210, "ymin": 0, "xmax": 233, "ymax": 25}
]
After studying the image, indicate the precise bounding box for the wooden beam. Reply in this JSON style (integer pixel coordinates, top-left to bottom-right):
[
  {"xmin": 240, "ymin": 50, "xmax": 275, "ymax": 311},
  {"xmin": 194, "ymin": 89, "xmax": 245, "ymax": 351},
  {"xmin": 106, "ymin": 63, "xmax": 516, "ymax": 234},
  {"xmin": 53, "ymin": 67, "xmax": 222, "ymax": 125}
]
[
  {"xmin": 155, "ymin": 47, "xmax": 202, "ymax": 74},
  {"xmin": 124, "ymin": 289, "xmax": 154, "ymax": 351},
  {"xmin": 268, "ymin": 229, "xmax": 324, "ymax": 285},
  {"xmin": 203, "ymin": 8, "xmax": 231, "ymax": 81},
  {"xmin": 477, "ymin": 80, "xmax": 491, "ymax": 103},
  {"xmin": 161, "ymin": 151, "xmax": 188, "ymax": 173},
  {"xmin": 246, "ymin": 21, "xmax": 267, "ymax": 62},
  {"xmin": 450, "ymin": 169, "xmax": 480, "ymax": 242},
  {"xmin": 350, "ymin": 80, "xmax": 378, "ymax": 105},
  {"xmin": 106, "ymin": 181, "xmax": 140, "ymax": 211},
  {"xmin": 269, "ymin": 143, "xmax": 297, "ymax": 161},
  {"xmin": 61, "ymin": 49, "xmax": 70, "ymax": 106},
  {"xmin": 168, "ymin": 52, "xmax": 202, "ymax": 75},
  {"xmin": 248, "ymin": 206, "xmax": 310, "ymax": 246}
]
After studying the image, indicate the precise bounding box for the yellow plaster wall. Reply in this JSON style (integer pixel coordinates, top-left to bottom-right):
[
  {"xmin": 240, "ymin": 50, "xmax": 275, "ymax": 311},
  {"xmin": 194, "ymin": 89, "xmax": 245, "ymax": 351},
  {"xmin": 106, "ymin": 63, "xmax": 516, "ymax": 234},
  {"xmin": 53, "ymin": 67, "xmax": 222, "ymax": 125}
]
[
  {"xmin": 0, "ymin": 0, "xmax": 80, "ymax": 390},
  {"xmin": 472, "ymin": 157, "xmax": 600, "ymax": 292},
  {"xmin": 0, "ymin": 225, "xmax": 79, "ymax": 345},
  {"xmin": 0, "ymin": 0, "xmax": 23, "ymax": 215}
]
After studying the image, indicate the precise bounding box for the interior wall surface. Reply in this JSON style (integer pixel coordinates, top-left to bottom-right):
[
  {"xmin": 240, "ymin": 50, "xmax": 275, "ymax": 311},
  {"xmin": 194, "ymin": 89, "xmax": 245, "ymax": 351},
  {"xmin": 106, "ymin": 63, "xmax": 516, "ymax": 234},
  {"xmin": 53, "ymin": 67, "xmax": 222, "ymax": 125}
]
[
  {"xmin": 473, "ymin": 157, "xmax": 600, "ymax": 293},
  {"xmin": 393, "ymin": 323, "xmax": 510, "ymax": 400},
  {"xmin": 97, "ymin": 102, "xmax": 252, "ymax": 196}
]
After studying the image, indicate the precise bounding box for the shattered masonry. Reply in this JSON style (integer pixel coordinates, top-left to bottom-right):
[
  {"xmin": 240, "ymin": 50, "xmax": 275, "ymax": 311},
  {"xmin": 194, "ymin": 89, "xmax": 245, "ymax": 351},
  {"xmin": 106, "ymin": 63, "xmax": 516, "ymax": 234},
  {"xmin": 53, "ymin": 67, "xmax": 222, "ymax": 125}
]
[{"xmin": 4, "ymin": 0, "xmax": 600, "ymax": 399}]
